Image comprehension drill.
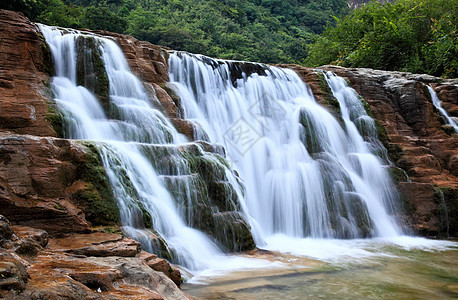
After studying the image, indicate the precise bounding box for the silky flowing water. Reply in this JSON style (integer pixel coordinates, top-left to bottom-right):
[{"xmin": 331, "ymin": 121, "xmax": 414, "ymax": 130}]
[
  {"xmin": 39, "ymin": 25, "xmax": 457, "ymax": 298},
  {"xmin": 427, "ymin": 86, "xmax": 458, "ymax": 133}
]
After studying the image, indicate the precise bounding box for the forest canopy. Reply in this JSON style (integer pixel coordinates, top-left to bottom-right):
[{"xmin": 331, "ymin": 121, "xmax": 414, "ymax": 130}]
[
  {"xmin": 1, "ymin": 0, "xmax": 349, "ymax": 64},
  {"xmin": 2, "ymin": 0, "xmax": 456, "ymax": 77}
]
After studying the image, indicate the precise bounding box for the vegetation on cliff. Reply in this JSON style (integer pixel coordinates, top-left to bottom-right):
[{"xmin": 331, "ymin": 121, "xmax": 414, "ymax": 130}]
[
  {"xmin": 306, "ymin": 0, "xmax": 457, "ymax": 78},
  {"xmin": 1, "ymin": 0, "xmax": 348, "ymax": 64}
]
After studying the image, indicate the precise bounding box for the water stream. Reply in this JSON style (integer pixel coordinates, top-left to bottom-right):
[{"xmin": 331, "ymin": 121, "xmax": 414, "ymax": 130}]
[
  {"xmin": 169, "ymin": 52, "xmax": 401, "ymax": 240},
  {"xmin": 427, "ymin": 86, "xmax": 458, "ymax": 133}
]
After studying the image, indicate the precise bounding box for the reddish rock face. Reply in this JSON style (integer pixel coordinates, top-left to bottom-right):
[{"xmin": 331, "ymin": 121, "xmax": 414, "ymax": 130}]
[
  {"xmin": 0, "ymin": 217, "xmax": 189, "ymax": 299},
  {"xmin": 0, "ymin": 10, "xmax": 56, "ymax": 137},
  {"xmin": 0, "ymin": 134, "xmax": 92, "ymax": 234}
]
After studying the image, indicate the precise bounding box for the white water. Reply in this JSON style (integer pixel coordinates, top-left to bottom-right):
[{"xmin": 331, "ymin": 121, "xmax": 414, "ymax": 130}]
[
  {"xmin": 169, "ymin": 52, "xmax": 401, "ymax": 241},
  {"xmin": 39, "ymin": 25, "xmax": 276, "ymax": 272},
  {"xmin": 427, "ymin": 86, "xmax": 458, "ymax": 133}
]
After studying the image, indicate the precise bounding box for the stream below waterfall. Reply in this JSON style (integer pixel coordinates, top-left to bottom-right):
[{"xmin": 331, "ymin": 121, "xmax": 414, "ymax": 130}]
[{"xmin": 183, "ymin": 237, "xmax": 458, "ymax": 299}]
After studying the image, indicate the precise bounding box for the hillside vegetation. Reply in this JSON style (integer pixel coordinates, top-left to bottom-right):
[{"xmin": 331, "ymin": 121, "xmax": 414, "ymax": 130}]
[
  {"xmin": 2, "ymin": 0, "xmax": 455, "ymax": 77},
  {"xmin": 306, "ymin": 0, "xmax": 457, "ymax": 77},
  {"xmin": 1, "ymin": 0, "xmax": 348, "ymax": 64}
]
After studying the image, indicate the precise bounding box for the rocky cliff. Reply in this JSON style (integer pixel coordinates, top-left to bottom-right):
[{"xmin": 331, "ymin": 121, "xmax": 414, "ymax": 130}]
[{"xmin": 0, "ymin": 8, "xmax": 457, "ymax": 298}]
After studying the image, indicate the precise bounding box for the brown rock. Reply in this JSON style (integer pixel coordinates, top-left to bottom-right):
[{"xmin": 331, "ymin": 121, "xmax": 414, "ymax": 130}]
[
  {"xmin": 68, "ymin": 236, "xmax": 141, "ymax": 257},
  {"xmin": 0, "ymin": 253, "xmax": 28, "ymax": 298},
  {"xmin": 139, "ymin": 251, "xmax": 182, "ymax": 287},
  {"xmin": 0, "ymin": 215, "xmax": 15, "ymax": 247},
  {"xmin": 0, "ymin": 135, "xmax": 91, "ymax": 234},
  {"xmin": 0, "ymin": 10, "xmax": 56, "ymax": 137},
  {"xmin": 152, "ymin": 83, "xmax": 179, "ymax": 118},
  {"xmin": 12, "ymin": 225, "xmax": 49, "ymax": 248}
]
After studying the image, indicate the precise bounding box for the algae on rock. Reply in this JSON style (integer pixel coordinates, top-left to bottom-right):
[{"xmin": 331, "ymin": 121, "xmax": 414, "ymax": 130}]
[{"xmin": 73, "ymin": 141, "xmax": 120, "ymax": 226}]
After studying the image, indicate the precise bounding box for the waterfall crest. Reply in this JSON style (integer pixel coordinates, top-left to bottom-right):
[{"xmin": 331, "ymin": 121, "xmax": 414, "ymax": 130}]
[{"xmin": 39, "ymin": 22, "xmax": 404, "ymax": 272}]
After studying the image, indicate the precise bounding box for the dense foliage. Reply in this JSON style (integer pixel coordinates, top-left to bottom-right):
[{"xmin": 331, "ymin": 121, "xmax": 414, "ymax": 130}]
[
  {"xmin": 306, "ymin": 0, "xmax": 457, "ymax": 78},
  {"xmin": 1, "ymin": 0, "xmax": 348, "ymax": 64}
]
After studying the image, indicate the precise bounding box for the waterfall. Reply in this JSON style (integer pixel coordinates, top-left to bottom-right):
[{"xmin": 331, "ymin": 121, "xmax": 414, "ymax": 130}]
[
  {"xmin": 39, "ymin": 22, "xmax": 405, "ymax": 275},
  {"xmin": 169, "ymin": 52, "xmax": 401, "ymax": 239},
  {"xmin": 427, "ymin": 86, "xmax": 458, "ymax": 133},
  {"xmin": 38, "ymin": 25, "xmax": 258, "ymax": 271}
]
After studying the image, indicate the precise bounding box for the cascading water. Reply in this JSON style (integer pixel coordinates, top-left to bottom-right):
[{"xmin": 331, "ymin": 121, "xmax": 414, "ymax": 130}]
[
  {"xmin": 169, "ymin": 52, "xmax": 401, "ymax": 240},
  {"xmin": 427, "ymin": 86, "xmax": 458, "ymax": 133},
  {"xmin": 38, "ymin": 25, "xmax": 264, "ymax": 271}
]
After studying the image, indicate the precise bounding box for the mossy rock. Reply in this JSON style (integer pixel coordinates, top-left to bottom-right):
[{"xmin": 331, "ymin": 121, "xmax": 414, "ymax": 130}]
[
  {"xmin": 75, "ymin": 141, "xmax": 120, "ymax": 226},
  {"xmin": 315, "ymin": 71, "xmax": 342, "ymax": 117},
  {"xmin": 387, "ymin": 166, "xmax": 409, "ymax": 184},
  {"xmin": 38, "ymin": 32, "xmax": 55, "ymax": 76},
  {"xmin": 72, "ymin": 182, "xmax": 119, "ymax": 225},
  {"xmin": 298, "ymin": 107, "xmax": 324, "ymax": 155},
  {"xmin": 213, "ymin": 212, "xmax": 255, "ymax": 252},
  {"xmin": 75, "ymin": 36, "xmax": 112, "ymax": 117},
  {"xmin": 45, "ymin": 99, "xmax": 64, "ymax": 138}
]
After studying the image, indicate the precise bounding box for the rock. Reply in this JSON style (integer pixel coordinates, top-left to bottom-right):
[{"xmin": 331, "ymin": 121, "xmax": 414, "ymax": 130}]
[
  {"xmin": 0, "ymin": 134, "xmax": 122, "ymax": 235},
  {"xmin": 47, "ymin": 232, "xmax": 139, "ymax": 257},
  {"xmin": 0, "ymin": 253, "xmax": 28, "ymax": 298},
  {"xmin": 0, "ymin": 215, "xmax": 15, "ymax": 247},
  {"xmin": 90, "ymin": 30, "xmax": 170, "ymax": 84},
  {"xmin": 0, "ymin": 227, "xmax": 191, "ymax": 299},
  {"xmin": 68, "ymin": 237, "xmax": 141, "ymax": 257},
  {"xmin": 139, "ymin": 251, "xmax": 182, "ymax": 287},
  {"xmin": 12, "ymin": 226, "xmax": 49, "ymax": 247},
  {"xmin": 0, "ymin": 10, "xmax": 56, "ymax": 137},
  {"xmin": 20, "ymin": 252, "xmax": 183, "ymax": 300}
]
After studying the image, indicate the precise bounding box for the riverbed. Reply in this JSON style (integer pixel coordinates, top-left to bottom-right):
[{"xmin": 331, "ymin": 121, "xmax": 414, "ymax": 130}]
[{"xmin": 183, "ymin": 236, "xmax": 458, "ymax": 299}]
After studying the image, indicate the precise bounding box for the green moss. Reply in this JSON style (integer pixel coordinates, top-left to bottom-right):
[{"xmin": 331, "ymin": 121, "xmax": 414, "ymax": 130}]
[
  {"xmin": 357, "ymin": 94, "xmax": 392, "ymax": 151},
  {"xmin": 387, "ymin": 167, "xmax": 409, "ymax": 184},
  {"xmin": 38, "ymin": 32, "xmax": 55, "ymax": 76},
  {"xmin": 76, "ymin": 141, "xmax": 120, "ymax": 225},
  {"xmin": 53, "ymin": 203, "xmax": 65, "ymax": 211},
  {"xmin": 75, "ymin": 36, "xmax": 112, "ymax": 116},
  {"xmin": 213, "ymin": 212, "xmax": 256, "ymax": 252},
  {"xmin": 44, "ymin": 79, "xmax": 65, "ymax": 138},
  {"xmin": 100, "ymin": 226, "xmax": 123, "ymax": 235},
  {"xmin": 298, "ymin": 108, "xmax": 324, "ymax": 155},
  {"xmin": 315, "ymin": 71, "xmax": 341, "ymax": 116},
  {"xmin": 45, "ymin": 108, "xmax": 64, "ymax": 138}
]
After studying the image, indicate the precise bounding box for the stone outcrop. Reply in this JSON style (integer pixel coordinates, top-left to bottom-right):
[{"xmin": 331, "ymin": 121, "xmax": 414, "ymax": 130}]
[
  {"xmin": 1, "ymin": 7, "xmax": 457, "ymax": 298},
  {"xmin": 0, "ymin": 216, "xmax": 189, "ymax": 299},
  {"xmin": 0, "ymin": 10, "xmax": 56, "ymax": 137}
]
